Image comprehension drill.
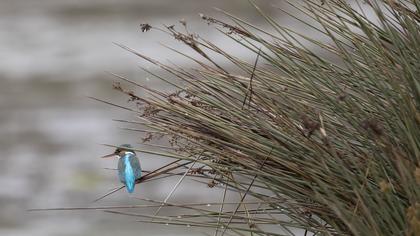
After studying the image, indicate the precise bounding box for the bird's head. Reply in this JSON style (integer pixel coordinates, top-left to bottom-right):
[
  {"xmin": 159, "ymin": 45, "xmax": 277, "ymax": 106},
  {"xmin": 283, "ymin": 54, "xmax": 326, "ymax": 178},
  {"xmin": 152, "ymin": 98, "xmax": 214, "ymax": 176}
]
[{"xmin": 101, "ymin": 144, "xmax": 134, "ymax": 159}]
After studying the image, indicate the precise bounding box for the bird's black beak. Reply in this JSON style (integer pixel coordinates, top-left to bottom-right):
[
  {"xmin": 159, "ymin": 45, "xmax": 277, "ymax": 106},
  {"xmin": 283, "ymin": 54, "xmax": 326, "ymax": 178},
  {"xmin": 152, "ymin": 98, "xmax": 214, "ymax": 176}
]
[{"xmin": 100, "ymin": 153, "xmax": 118, "ymax": 158}]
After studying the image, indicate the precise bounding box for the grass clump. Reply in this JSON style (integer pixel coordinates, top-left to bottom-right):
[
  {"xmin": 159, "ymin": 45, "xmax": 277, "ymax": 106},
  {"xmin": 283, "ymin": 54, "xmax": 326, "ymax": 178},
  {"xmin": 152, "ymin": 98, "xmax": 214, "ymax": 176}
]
[{"xmin": 103, "ymin": 0, "xmax": 420, "ymax": 235}]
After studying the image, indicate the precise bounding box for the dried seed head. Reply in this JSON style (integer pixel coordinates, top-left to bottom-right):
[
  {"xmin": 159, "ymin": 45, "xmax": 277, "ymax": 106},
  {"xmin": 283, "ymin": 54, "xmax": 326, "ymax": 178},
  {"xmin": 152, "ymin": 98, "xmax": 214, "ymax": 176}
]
[
  {"xmin": 112, "ymin": 81, "xmax": 123, "ymax": 91},
  {"xmin": 415, "ymin": 167, "xmax": 420, "ymax": 185},
  {"xmin": 190, "ymin": 167, "xmax": 204, "ymax": 175},
  {"xmin": 379, "ymin": 180, "xmax": 391, "ymax": 193},
  {"xmin": 416, "ymin": 111, "xmax": 420, "ymax": 124},
  {"xmin": 198, "ymin": 13, "xmax": 251, "ymax": 37},
  {"xmin": 207, "ymin": 180, "xmax": 216, "ymax": 188},
  {"xmin": 142, "ymin": 132, "xmax": 153, "ymax": 143},
  {"xmin": 301, "ymin": 115, "xmax": 320, "ymax": 137},
  {"xmin": 179, "ymin": 19, "xmax": 187, "ymax": 27},
  {"xmin": 337, "ymin": 93, "xmax": 347, "ymax": 101},
  {"xmin": 140, "ymin": 23, "xmax": 152, "ymax": 32},
  {"xmin": 361, "ymin": 118, "xmax": 383, "ymax": 136},
  {"xmin": 406, "ymin": 203, "xmax": 420, "ymax": 235},
  {"xmin": 127, "ymin": 91, "xmax": 140, "ymax": 101}
]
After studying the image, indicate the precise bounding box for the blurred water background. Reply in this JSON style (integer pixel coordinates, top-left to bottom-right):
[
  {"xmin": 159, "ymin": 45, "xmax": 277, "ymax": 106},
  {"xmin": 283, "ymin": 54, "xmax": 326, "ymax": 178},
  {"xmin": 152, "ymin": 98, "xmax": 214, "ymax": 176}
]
[{"xmin": 0, "ymin": 0, "xmax": 281, "ymax": 235}]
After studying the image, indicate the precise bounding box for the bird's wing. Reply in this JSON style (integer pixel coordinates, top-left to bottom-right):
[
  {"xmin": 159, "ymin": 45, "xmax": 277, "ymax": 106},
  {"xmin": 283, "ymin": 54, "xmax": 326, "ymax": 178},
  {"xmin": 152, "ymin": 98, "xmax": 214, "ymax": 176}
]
[
  {"xmin": 132, "ymin": 155, "xmax": 142, "ymax": 179},
  {"xmin": 117, "ymin": 157, "xmax": 125, "ymax": 183}
]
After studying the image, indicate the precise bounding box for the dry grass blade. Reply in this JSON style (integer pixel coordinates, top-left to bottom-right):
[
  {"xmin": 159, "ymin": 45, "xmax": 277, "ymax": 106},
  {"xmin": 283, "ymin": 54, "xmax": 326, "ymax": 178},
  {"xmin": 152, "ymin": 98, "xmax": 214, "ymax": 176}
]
[
  {"xmin": 220, "ymin": 154, "xmax": 270, "ymax": 236},
  {"xmin": 152, "ymin": 155, "xmax": 200, "ymax": 217},
  {"xmin": 242, "ymin": 47, "xmax": 261, "ymax": 109}
]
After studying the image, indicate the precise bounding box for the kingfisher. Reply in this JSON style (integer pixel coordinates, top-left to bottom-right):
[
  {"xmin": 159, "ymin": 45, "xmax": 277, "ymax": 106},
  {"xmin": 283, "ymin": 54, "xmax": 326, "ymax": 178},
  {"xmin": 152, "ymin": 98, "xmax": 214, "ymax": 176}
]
[{"xmin": 102, "ymin": 144, "xmax": 142, "ymax": 193}]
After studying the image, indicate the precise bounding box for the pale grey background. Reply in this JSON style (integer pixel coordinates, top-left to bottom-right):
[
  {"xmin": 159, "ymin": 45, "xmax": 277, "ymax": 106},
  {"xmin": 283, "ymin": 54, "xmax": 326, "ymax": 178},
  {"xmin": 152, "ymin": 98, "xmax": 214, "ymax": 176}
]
[{"xmin": 0, "ymin": 0, "xmax": 283, "ymax": 236}]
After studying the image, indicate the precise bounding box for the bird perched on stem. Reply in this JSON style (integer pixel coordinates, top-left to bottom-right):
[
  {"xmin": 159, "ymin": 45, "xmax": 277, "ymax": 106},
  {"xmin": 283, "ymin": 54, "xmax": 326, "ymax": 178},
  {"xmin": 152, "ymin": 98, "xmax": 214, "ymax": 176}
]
[{"xmin": 102, "ymin": 144, "xmax": 142, "ymax": 193}]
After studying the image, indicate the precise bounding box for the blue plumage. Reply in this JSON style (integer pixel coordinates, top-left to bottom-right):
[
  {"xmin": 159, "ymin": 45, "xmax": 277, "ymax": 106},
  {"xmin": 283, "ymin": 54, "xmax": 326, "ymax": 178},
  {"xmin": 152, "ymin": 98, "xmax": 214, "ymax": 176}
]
[
  {"xmin": 118, "ymin": 152, "xmax": 142, "ymax": 193},
  {"xmin": 101, "ymin": 144, "xmax": 142, "ymax": 194}
]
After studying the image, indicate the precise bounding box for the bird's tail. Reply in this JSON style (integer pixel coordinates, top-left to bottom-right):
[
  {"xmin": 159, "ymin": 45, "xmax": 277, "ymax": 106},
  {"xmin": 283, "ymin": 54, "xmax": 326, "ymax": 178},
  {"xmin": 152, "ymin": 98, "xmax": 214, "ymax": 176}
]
[{"xmin": 126, "ymin": 178, "xmax": 135, "ymax": 193}]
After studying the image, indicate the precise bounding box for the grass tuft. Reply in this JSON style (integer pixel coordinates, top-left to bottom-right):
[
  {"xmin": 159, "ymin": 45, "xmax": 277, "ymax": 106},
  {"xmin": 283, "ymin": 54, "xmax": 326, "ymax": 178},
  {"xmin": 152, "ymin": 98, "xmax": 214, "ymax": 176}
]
[{"xmin": 98, "ymin": 0, "xmax": 420, "ymax": 235}]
